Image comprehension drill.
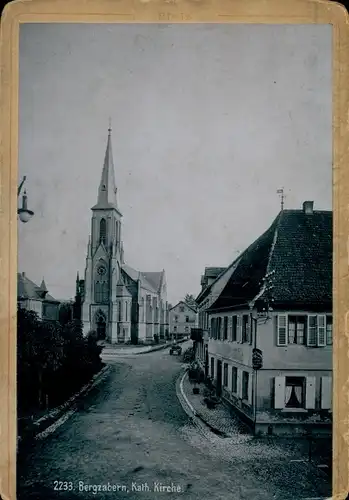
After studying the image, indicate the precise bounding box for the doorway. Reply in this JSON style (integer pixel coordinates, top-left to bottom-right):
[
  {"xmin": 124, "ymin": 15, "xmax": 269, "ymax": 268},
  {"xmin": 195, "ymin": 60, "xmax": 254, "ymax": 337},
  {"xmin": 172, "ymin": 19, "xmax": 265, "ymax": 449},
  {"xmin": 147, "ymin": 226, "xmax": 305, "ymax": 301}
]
[{"xmin": 95, "ymin": 311, "xmax": 106, "ymax": 340}]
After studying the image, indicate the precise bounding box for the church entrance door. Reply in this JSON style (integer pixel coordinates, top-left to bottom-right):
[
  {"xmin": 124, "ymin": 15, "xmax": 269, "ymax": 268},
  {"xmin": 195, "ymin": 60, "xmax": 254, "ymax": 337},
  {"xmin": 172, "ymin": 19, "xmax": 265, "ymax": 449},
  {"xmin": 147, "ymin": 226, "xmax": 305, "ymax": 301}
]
[{"xmin": 95, "ymin": 311, "xmax": 106, "ymax": 340}]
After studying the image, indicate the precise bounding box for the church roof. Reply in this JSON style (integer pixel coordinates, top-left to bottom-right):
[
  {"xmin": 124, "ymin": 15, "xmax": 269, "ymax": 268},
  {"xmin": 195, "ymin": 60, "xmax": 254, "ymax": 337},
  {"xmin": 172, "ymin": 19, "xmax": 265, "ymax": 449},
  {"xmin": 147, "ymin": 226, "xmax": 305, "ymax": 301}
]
[
  {"xmin": 141, "ymin": 272, "xmax": 163, "ymax": 293},
  {"xmin": 122, "ymin": 264, "xmax": 163, "ymax": 294},
  {"xmin": 91, "ymin": 128, "xmax": 120, "ymax": 212},
  {"xmin": 17, "ymin": 272, "xmax": 58, "ymax": 303}
]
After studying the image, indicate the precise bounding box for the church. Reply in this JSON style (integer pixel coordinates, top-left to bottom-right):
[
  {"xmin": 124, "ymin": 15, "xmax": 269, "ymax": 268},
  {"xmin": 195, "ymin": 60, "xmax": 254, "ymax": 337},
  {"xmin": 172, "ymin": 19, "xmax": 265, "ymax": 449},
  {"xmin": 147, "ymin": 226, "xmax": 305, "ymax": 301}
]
[{"xmin": 77, "ymin": 127, "xmax": 169, "ymax": 344}]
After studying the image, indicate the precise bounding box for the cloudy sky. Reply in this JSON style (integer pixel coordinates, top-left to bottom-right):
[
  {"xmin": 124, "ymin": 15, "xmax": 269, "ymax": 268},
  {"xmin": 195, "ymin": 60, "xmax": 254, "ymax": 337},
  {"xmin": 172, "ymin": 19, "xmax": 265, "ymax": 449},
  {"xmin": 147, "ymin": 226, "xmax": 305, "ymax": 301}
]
[{"xmin": 18, "ymin": 23, "xmax": 332, "ymax": 304}]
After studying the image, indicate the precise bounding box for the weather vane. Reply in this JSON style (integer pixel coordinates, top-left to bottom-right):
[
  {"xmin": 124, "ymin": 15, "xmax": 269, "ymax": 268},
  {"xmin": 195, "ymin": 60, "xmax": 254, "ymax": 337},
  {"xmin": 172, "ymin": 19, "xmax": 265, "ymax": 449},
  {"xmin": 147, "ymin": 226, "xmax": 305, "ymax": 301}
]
[{"xmin": 277, "ymin": 188, "xmax": 285, "ymax": 211}]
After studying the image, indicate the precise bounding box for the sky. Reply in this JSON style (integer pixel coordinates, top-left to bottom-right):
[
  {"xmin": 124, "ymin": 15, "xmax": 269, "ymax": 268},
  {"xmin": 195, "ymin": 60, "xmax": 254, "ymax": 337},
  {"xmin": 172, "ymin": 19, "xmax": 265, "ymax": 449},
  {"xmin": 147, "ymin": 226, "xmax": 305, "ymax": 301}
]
[{"xmin": 18, "ymin": 23, "xmax": 332, "ymax": 305}]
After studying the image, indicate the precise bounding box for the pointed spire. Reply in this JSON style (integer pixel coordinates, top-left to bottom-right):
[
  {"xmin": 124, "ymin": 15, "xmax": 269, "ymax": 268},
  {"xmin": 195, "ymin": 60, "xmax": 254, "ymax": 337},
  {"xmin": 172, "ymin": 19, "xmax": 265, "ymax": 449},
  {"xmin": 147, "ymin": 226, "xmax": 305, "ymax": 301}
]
[
  {"xmin": 40, "ymin": 278, "xmax": 48, "ymax": 292},
  {"xmin": 93, "ymin": 124, "xmax": 118, "ymax": 209}
]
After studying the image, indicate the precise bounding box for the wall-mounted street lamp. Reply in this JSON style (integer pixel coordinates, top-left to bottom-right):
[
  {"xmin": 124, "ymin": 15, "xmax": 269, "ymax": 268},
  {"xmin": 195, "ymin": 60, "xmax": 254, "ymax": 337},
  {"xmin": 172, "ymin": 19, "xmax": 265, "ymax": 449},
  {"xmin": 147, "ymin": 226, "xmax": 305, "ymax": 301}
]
[{"xmin": 18, "ymin": 176, "xmax": 34, "ymax": 223}]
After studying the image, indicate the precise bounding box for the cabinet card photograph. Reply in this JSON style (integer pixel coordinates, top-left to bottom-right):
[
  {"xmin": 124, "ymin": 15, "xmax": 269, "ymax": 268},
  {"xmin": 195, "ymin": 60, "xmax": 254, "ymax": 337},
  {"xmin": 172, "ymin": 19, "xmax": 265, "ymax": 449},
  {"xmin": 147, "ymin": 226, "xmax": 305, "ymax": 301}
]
[{"xmin": 1, "ymin": 1, "xmax": 348, "ymax": 499}]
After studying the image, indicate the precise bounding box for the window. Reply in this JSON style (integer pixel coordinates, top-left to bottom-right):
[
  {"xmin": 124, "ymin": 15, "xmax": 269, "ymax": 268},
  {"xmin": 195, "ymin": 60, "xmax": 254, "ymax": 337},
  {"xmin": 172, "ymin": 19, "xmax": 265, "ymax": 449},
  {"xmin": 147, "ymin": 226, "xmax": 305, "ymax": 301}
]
[
  {"xmin": 174, "ymin": 326, "xmax": 177, "ymax": 332},
  {"xmin": 180, "ymin": 306, "xmax": 185, "ymax": 312},
  {"xmin": 285, "ymin": 377, "xmax": 305, "ymax": 409},
  {"xmin": 125, "ymin": 302, "xmax": 128, "ymax": 322},
  {"xmin": 242, "ymin": 315, "xmax": 249, "ymax": 343},
  {"xmin": 326, "ymin": 316, "xmax": 332, "ymax": 345},
  {"xmin": 99, "ymin": 218, "xmax": 106, "ymax": 245},
  {"xmin": 277, "ymin": 314, "xmax": 330, "ymax": 347},
  {"xmin": 217, "ymin": 317, "xmax": 222, "ymax": 340},
  {"xmin": 94, "ymin": 281, "xmax": 109, "ymax": 304},
  {"xmin": 288, "ymin": 316, "xmax": 306, "ymax": 345},
  {"xmin": 223, "ymin": 363, "xmax": 228, "ymax": 387},
  {"xmin": 175, "ymin": 315, "xmax": 178, "ymax": 323},
  {"xmin": 231, "ymin": 367, "xmax": 238, "ymax": 393},
  {"xmin": 223, "ymin": 316, "xmax": 228, "ymax": 340},
  {"xmin": 232, "ymin": 316, "xmax": 237, "ymax": 342},
  {"xmin": 186, "ymin": 316, "xmax": 189, "ymax": 323},
  {"xmin": 242, "ymin": 371, "xmax": 249, "ymax": 400},
  {"xmin": 210, "ymin": 357, "xmax": 214, "ymax": 379},
  {"xmin": 185, "ymin": 326, "xmax": 189, "ymax": 332},
  {"xmin": 210, "ymin": 318, "xmax": 214, "ymax": 339}
]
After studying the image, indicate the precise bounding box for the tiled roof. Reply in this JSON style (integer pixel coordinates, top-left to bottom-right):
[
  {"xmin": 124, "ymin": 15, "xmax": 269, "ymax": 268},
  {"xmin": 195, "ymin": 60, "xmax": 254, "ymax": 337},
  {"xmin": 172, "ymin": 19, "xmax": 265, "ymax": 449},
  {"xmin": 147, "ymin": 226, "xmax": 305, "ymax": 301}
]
[
  {"xmin": 17, "ymin": 273, "xmax": 58, "ymax": 303},
  {"xmin": 208, "ymin": 208, "xmax": 332, "ymax": 311}
]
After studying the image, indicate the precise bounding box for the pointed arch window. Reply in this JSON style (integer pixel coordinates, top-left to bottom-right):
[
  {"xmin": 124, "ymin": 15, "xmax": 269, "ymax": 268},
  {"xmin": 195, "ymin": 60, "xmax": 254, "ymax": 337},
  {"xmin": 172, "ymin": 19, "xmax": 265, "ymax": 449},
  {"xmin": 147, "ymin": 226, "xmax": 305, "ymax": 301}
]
[{"xmin": 100, "ymin": 218, "xmax": 106, "ymax": 245}]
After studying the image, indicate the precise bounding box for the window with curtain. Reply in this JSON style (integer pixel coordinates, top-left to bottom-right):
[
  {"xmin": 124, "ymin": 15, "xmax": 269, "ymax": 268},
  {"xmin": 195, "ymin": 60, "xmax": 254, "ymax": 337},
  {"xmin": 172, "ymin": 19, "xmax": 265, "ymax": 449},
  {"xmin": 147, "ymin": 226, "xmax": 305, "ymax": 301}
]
[
  {"xmin": 285, "ymin": 377, "xmax": 305, "ymax": 408},
  {"xmin": 288, "ymin": 316, "xmax": 306, "ymax": 344},
  {"xmin": 99, "ymin": 218, "xmax": 106, "ymax": 245}
]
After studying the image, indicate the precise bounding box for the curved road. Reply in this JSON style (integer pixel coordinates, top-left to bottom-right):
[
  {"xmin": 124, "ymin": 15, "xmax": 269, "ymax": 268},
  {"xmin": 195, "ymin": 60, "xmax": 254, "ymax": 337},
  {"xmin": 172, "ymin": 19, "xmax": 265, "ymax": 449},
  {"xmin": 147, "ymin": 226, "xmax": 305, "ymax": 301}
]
[{"xmin": 17, "ymin": 345, "xmax": 331, "ymax": 500}]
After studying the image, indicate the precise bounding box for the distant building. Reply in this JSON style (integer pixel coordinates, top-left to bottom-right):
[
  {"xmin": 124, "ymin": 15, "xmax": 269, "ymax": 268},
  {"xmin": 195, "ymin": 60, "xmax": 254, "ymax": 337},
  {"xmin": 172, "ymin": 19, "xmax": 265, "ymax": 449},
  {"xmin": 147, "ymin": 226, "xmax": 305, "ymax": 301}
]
[
  {"xmin": 17, "ymin": 272, "xmax": 60, "ymax": 322},
  {"xmin": 198, "ymin": 201, "xmax": 332, "ymax": 436},
  {"xmin": 169, "ymin": 301, "xmax": 198, "ymax": 339},
  {"xmin": 79, "ymin": 127, "xmax": 169, "ymax": 343}
]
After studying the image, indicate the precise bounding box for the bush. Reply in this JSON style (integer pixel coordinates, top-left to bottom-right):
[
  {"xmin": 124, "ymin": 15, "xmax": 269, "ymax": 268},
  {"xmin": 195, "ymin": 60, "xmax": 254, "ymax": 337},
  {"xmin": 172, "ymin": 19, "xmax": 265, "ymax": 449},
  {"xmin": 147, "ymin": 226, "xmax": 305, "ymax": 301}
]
[
  {"xmin": 183, "ymin": 347, "xmax": 195, "ymax": 363},
  {"xmin": 17, "ymin": 307, "xmax": 103, "ymax": 415}
]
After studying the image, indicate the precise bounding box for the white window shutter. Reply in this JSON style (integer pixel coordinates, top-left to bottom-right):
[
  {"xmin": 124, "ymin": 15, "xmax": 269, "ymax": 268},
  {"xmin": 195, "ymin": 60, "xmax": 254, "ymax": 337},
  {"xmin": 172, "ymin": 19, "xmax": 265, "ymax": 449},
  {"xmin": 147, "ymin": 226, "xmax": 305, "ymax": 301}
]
[
  {"xmin": 227, "ymin": 365, "xmax": 232, "ymax": 391},
  {"xmin": 228, "ymin": 316, "xmax": 233, "ymax": 341},
  {"xmin": 307, "ymin": 315, "xmax": 317, "ymax": 346},
  {"xmin": 246, "ymin": 316, "xmax": 251, "ymax": 344},
  {"xmin": 277, "ymin": 315, "xmax": 288, "ymax": 346},
  {"xmin": 248, "ymin": 372, "xmax": 253, "ymax": 405},
  {"xmin": 321, "ymin": 376, "xmax": 332, "ymax": 409},
  {"xmin": 274, "ymin": 376, "xmax": 285, "ymax": 409},
  {"xmin": 237, "ymin": 315, "xmax": 242, "ymax": 343},
  {"xmin": 305, "ymin": 377, "xmax": 316, "ymax": 409},
  {"xmin": 317, "ymin": 315, "xmax": 326, "ymax": 347},
  {"xmin": 237, "ymin": 369, "xmax": 242, "ymax": 398}
]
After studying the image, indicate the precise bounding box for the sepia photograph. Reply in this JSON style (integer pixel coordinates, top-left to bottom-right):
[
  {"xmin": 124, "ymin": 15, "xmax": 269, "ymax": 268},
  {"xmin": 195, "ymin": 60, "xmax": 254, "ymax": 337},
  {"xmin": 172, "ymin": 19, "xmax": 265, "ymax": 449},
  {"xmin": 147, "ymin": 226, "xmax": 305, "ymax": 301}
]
[{"xmin": 15, "ymin": 21, "xmax": 333, "ymax": 499}]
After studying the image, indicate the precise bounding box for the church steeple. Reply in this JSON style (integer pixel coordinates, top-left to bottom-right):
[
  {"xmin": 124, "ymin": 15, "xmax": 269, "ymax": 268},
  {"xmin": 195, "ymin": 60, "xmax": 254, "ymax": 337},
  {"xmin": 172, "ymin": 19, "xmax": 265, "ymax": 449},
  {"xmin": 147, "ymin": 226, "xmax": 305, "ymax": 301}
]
[{"xmin": 92, "ymin": 124, "xmax": 118, "ymax": 210}]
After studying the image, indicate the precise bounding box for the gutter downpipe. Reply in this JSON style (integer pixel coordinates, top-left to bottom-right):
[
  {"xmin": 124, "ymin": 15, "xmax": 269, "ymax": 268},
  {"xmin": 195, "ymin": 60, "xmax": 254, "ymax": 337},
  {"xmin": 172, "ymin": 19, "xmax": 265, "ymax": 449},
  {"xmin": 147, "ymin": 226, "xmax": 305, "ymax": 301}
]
[{"xmin": 250, "ymin": 307, "xmax": 258, "ymax": 436}]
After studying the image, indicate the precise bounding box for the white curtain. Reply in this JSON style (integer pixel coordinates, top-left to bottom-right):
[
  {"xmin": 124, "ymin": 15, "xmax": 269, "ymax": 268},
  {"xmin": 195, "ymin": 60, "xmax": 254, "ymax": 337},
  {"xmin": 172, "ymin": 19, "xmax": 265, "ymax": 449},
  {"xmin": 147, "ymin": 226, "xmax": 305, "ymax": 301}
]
[
  {"xmin": 285, "ymin": 386, "xmax": 292, "ymax": 405},
  {"xmin": 294, "ymin": 386, "xmax": 302, "ymax": 405}
]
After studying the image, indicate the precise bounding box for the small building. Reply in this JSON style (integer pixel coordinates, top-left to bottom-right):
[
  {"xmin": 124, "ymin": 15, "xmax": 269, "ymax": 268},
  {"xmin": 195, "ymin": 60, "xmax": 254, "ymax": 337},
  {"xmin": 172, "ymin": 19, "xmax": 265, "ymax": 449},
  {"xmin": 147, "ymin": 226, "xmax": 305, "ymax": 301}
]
[
  {"xmin": 17, "ymin": 272, "xmax": 60, "ymax": 322},
  {"xmin": 202, "ymin": 201, "xmax": 332, "ymax": 436},
  {"xmin": 169, "ymin": 301, "xmax": 198, "ymax": 339}
]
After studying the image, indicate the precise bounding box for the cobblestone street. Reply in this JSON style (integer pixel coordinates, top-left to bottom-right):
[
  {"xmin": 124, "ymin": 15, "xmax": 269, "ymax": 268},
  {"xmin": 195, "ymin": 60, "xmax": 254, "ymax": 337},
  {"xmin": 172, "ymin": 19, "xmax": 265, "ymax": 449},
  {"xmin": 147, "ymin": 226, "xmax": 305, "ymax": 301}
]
[{"xmin": 18, "ymin": 345, "xmax": 331, "ymax": 500}]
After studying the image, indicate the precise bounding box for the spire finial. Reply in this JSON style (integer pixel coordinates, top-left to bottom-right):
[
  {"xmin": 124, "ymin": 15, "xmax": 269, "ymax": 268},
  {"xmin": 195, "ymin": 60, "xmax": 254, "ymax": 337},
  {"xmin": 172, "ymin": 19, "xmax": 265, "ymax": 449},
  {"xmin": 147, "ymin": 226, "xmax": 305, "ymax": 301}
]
[{"xmin": 108, "ymin": 117, "xmax": 112, "ymax": 135}]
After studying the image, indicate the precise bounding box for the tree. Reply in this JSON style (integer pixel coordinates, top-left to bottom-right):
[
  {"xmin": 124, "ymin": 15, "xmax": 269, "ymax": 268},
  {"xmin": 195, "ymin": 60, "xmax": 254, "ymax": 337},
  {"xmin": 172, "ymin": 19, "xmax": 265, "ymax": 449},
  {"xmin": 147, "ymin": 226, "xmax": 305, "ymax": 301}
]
[{"xmin": 184, "ymin": 294, "xmax": 197, "ymax": 310}]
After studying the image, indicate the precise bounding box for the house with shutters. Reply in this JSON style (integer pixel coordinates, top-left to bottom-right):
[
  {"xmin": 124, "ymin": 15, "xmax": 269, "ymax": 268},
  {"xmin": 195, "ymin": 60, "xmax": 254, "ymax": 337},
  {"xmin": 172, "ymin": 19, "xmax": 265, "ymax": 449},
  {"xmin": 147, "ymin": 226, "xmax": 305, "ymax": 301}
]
[{"xmin": 204, "ymin": 201, "xmax": 332, "ymax": 436}]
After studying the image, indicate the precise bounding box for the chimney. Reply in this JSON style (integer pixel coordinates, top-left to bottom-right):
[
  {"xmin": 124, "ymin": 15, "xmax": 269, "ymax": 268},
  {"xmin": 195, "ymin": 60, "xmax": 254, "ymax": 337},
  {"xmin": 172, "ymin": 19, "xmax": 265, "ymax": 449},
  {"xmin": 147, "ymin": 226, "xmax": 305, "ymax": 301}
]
[
  {"xmin": 22, "ymin": 272, "xmax": 26, "ymax": 277},
  {"xmin": 303, "ymin": 201, "xmax": 314, "ymax": 215}
]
